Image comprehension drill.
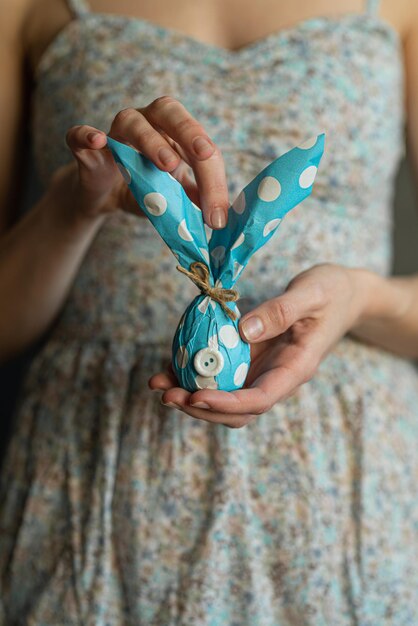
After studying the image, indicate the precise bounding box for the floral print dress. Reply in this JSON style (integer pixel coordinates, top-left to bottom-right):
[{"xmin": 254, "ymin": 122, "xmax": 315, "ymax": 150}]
[{"xmin": 1, "ymin": 0, "xmax": 418, "ymax": 624}]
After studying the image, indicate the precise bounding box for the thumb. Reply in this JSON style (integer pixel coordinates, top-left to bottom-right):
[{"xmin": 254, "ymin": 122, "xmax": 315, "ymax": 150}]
[
  {"xmin": 238, "ymin": 285, "xmax": 314, "ymax": 343},
  {"xmin": 65, "ymin": 125, "xmax": 119, "ymax": 209}
]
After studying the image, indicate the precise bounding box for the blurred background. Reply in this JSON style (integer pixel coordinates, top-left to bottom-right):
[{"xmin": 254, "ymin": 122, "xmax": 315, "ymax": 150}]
[
  {"xmin": 1, "ymin": 137, "xmax": 418, "ymax": 460},
  {"xmin": 393, "ymin": 154, "xmax": 418, "ymax": 275}
]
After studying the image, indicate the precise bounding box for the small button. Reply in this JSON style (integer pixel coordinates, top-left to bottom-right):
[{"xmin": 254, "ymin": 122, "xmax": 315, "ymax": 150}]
[{"xmin": 194, "ymin": 347, "xmax": 224, "ymax": 377}]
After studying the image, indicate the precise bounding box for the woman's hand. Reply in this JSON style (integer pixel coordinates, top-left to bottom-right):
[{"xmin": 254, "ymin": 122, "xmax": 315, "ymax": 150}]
[
  {"xmin": 149, "ymin": 263, "xmax": 374, "ymax": 428},
  {"xmin": 53, "ymin": 96, "xmax": 230, "ymax": 228}
]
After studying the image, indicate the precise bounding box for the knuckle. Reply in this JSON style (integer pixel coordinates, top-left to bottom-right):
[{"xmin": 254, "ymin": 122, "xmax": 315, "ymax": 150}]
[
  {"xmin": 175, "ymin": 118, "xmax": 202, "ymax": 137},
  {"xmin": 151, "ymin": 95, "xmax": 178, "ymax": 111},
  {"xmin": 65, "ymin": 125, "xmax": 80, "ymax": 140},
  {"xmin": 207, "ymin": 178, "xmax": 228, "ymax": 196},
  {"xmin": 202, "ymin": 142, "xmax": 222, "ymax": 160},
  {"xmin": 224, "ymin": 419, "xmax": 247, "ymax": 429},
  {"xmin": 256, "ymin": 401, "xmax": 273, "ymax": 415},
  {"xmin": 309, "ymin": 281, "xmax": 327, "ymax": 310},
  {"xmin": 300, "ymin": 357, "xmax": 319, "ymax": 384},
  {"xmin": 133, "ymin": 125, "xmax": 158, "ymax": 144},
  {"xmin": 300, "ymin": 369, "xmax": 313, "ymax": 385},
  {"xmin": 65, "ymin": 125, "xmax": 85, "ymax": 148},
  {"xmin": 268, "ymin": 298, "xmax": 294, "ymax": 330},
  {"xmin": 113, "ymin": 107, "xmax": 137, "ymax": 126}
]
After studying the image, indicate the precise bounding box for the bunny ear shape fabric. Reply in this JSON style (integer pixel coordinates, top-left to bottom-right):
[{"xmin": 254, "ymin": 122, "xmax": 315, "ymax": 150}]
[
  {"xmin": 106, "ymin": 136, "xmax": 210, "ymax": 271},
  {"xmin": 209, "ymin": 133, "xmax": 326, "ymax": 288},
  {"xmin": 106, "ymin": 133, "xmax": 325, "ymax": 392}
]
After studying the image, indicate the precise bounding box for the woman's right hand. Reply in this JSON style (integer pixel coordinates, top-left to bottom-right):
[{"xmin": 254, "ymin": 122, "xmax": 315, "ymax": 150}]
[{"xmin": 54, "ymin": 96, "xmax": 230, "ymax": 229}]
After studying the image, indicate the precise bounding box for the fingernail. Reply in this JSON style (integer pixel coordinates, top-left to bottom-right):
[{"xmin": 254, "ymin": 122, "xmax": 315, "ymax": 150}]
[
  {"xmin": 161, "ymin": 400, "xmax": 181, "ymax": 409},
  {"xmin": 241, "ymin": 316, "xmax": 264, "ymax": 340},
  {"xmin": 158, "ymin": 147, "xmax": 177, "ymax": 165},
  {"xmin": 192, "ymin": 136, "xmax": 213, "ymax": 156},
  {"xmin": 210, "ymin": 208, "xmax": 226, "ymax": 229},
  {"xmin": 190, "ymin": 401, "xmax": 210, "ymax": 409},
  {"xmin": 87, "ymin": 132, "xmax": 100, "ymax": 143}
]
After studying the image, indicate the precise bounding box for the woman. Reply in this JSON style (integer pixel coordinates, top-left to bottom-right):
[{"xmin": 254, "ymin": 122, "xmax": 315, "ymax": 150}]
[{"xmin": 1, "ymin": 0, "xmax": 418, "ymax": 623}]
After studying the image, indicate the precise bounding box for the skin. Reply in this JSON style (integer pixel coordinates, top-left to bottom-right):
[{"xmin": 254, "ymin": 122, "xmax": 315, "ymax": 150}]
[{"xmin": 1, "ymin": 0, "xmax": 418, "ymax": 427}]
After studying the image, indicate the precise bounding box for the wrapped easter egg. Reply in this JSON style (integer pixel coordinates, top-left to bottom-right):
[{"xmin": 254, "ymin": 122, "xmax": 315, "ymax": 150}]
[{"xmin": 106, "ymin": 133, "xmax": 325, "ymax": 391}]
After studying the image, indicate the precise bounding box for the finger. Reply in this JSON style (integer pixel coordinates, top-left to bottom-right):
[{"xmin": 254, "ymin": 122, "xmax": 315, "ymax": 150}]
[
  {"xmin": 188, "ymin": 387, "xmax": 271, "ymax": 415},
  {"xmin": 66, "ymin": 125, "xmax": 108, "ymax": 163},
  {"xmin": 161, "ymin": 387, "xmax": 256, "ymax": 428},
  {"xmin": 167, "ymin": 161, "xmax": 201, "ymax": 206},
  {"xmin": 189, "ymin": 344, "xmax": 319, "ymax": 414},
  {"xmin": 188, "ymin": 367, "xmax": 301, "ymax": 415},
  {"xmin": 239, "ymin": 281, "xmax": 325, "ymax": 343},
  {"xmin": 108, "ymin": 107, "xmax": 181, "ymax": 171},
  {"xmin": 148, "ymin": 371, "xmax": 178, "ymax": 390},
  {"xmin": 142, "ymin": 96, "xmax": 230, "ymax": 229},
  {"xmin": 65, "ymin": 125, "xmax": 120, "ymax": 202}
]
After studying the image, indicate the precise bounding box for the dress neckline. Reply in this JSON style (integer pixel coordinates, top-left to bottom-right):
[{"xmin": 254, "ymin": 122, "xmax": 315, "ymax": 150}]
[{"xmin": 34, "ymin": 10, "xmax": 401, "ymax": 80}]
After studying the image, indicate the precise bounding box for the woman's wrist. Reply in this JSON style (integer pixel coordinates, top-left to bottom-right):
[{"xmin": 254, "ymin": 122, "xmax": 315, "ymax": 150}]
[
  {"xmin": 349, "ymin": 268, "xmax": 413, "ymax": 327},
  {"xmin": 38, "ymin": 185, "xmax": 107, "ymax": 241},
  {"xmin": 346, "ymin": 267, "xmax": 418, "ymax": 357}
]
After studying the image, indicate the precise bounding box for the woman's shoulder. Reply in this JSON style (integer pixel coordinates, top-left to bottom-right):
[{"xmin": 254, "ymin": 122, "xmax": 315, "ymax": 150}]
[
  {"xmin": 0, "ymin": 0, "xmax": 31, "ymax": 47},
  {"xmin": 21, "ymin": 0, "xmax": 73, "ymax": 77},
  {"xmin": 381, "ymin": 0, "xmax": 418, "ymax": 42}
]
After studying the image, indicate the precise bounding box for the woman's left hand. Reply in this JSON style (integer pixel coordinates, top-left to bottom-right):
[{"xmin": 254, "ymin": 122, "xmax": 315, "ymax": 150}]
[{"xmin": 149, "ymin": 263, "xmax": 372, "ymax": 427}]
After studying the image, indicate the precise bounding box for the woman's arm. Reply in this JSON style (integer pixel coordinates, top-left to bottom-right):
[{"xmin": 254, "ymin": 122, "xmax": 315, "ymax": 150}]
[
  {"xmin": 0, "ymin": 0, "xmax": 107, "ymax": 363},
  {"xmin": 1, "ymin": 1, "xmax": 232, "ymax": 364},
  {"xmin": 0, "ymin": 187, "xmax": 106, "ymax": 363},
  {"xmin": 0, "ymin": 2, "xmax": 101, "ymax": 362},
  {"xmin": 348, "ymin": 5, "xmax": 418, "ymax": 359},
  {"xmin": 347, "ymin": 271, "xmax": 418, "ymax": 359}
]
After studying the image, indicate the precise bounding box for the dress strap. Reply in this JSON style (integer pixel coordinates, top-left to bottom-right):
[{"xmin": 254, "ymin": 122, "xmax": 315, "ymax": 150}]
[
  {"xmin": 65, "ymin": 0, "xmax": 91, "ymax": 18},
  {"xmin": 364, "ymin": 0, "xmax": 381, "ymax": 16}
]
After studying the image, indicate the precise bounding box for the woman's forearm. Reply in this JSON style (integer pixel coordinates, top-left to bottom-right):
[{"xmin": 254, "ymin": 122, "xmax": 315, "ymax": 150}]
[
  {"xmin": 348, "ymin": 267, "xmax": 418, "ymax": 359},
  {"xmin": 0, "ymin": 191, "xmax": 106, "ymax": 363}
]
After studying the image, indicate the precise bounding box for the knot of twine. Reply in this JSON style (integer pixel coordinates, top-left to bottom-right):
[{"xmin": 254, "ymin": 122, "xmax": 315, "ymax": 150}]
[{"xmin": 176, "ymin": 261, "xmax": 239, "ymax": 321}]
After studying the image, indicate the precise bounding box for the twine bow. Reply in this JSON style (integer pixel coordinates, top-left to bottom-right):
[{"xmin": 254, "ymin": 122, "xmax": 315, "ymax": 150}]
[{"xmin": 176, "ymin": 261, "xmax": 239, "ymax": 321}]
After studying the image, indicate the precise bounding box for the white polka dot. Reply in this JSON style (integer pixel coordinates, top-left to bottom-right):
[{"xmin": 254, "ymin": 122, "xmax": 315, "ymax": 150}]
[
  {"xmin": 298, "ymin": 136, "xmax": 318, "ymax": 150},
  {"xmin": 231, "ymin": 232, "xmax": 245, "ymax": 250},
  {"xmin": 263, "ymin": 218, "xmax": 282, "ymax": 237},
  {"xmin": 117, "ymin": 162, "xmax": 131, "ymax": 184},
  {"xmin": 195, "ymin": 375, "xmax": 218, "ymax": 390},
  {"xmin": 198, "ymin": 296, "xmax": 210, "ymax": 314},
  {"xmin": 257, "ymin": 176, "xmax": 281, "ymax": 202},
  {"xmin": 176, "ymin": 345, "xmax": 188, "ymax": 368},
  {"xmin": 234, "ymin": 362, "xmax": 249, "ymax": 386},
  {"xmin": 234, "ymin": 305, "xmax": 241, "ymax": 319},
  {"xmin": 211, "ymin": 246, "xmax": 226, "ymax": 267},
  {"xmin": 200, "ymin": 248, "xmax": 210, "ymax": 263},
  {"xmin": 299, "ymin": 165, "xmax": 317, "ymax": 188},
  {"xmin": 204, "ymin": 224, "xmax": 213, "ymax": 242},
  {"xmin": 178, "ymin": 219, "xmax": 193, "ymax": 241},
  {"xmin": 233, "ymin": 261, "xmax": 244, "ymax": 280},
  {"xmin": 219, "ymin": 325, "xmax": 240, "ymax": 348},
  {"xmin": 143, "ymin": 192, "xmax": 167, "ymax": 216},
  {"xmin": 232, "ymin": 191, "xmax": 246, "ymax": 214},
  {"xmin": 197, "ymin": 296, "xmax": 216, "ymax": 313},
  {"xmin": 214, "ymin": 278, "xmax": 223, "ymax": 288},
  {"xmin": 192, "ymin": 202, "xmax": 201, "ymax": 211},
  {"xmin": 208, "ymin": 333, "xmax": 219, "ymax": 350}
]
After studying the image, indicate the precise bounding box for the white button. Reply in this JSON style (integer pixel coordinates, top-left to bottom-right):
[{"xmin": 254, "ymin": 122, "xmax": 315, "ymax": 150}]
[{"xmin": 194, "ymin": 347, "xmax": 224, "ymax": 377}]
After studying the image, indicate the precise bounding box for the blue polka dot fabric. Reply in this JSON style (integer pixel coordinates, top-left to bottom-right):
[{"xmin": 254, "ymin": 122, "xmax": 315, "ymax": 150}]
[{"xmin": 106, "ymin": 133, "xmax": 325, "ymax": 391}]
